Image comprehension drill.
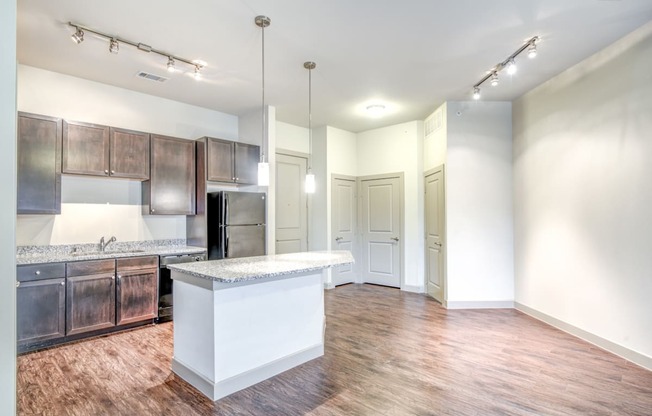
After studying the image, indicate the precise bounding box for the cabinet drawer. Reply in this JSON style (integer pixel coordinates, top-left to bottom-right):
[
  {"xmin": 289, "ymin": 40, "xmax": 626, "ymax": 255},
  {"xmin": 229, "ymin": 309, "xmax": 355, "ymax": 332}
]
[
  {"xmin": 17, "ymin": 263, "xmax": 66, "ymax": 282},
  {"xmin": 66, "ymin": 259, "xmax": 115, "ymax": 277},
  {"xmin": 116, "ymin": 256, "xmax": 158, "ymax": 271}
]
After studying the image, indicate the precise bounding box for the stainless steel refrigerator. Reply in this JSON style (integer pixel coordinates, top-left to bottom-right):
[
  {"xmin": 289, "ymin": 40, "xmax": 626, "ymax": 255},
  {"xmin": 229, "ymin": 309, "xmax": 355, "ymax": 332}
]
[{"xmin": 206, "ymin": 191, "xmax": 266, "ymax": 260}]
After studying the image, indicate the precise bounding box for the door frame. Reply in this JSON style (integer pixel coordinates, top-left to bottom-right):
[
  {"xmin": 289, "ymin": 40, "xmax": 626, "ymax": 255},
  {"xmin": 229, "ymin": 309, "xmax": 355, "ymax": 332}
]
[
  {"xmin": 275, "ymin": 149, "xmax": 310, "ymax": 251},
  {"xmin": 424, "ymin": 165, "xmax": 447, "ymax": 303},
  {"xmin": 331, "ymin": 174, "xmax": 358, "ymax": 285},
  {"xmin": 357, "ymin": 172, "xmax": 405, "ymax": 289}
]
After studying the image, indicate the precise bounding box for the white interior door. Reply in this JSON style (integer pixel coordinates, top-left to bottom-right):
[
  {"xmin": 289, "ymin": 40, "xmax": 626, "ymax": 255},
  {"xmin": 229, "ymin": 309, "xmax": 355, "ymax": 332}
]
[
  {"xmin": 425, "ymin": 167, "xmax": 445, "ymax": 302},
  {"xmin": 275, "ymin": 153, "xmax": 307, "ymax": 254},
  {"xmin": 331, "ymin": 177, "xmax": 357, "ymax": 286},
  {"xmin": 360, "ymin": 176, "xmax": 401, "ymax": 288}
]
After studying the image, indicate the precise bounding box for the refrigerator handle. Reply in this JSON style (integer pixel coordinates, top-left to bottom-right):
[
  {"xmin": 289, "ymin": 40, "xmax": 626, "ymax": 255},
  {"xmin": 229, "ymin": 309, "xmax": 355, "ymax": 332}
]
[
  {"xmin": 224, "ymin": 195, "xmax": 229, "ymax": 225},
  {"xmin": 224, "ymin": 228, "xmax": 229, "ymax": 258}
]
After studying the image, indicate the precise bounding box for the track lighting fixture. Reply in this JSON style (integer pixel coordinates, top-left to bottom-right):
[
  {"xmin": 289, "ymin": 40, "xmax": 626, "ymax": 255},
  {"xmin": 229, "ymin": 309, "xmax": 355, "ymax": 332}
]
[
  {"xmin": 490, "ymin": 72, "xmax": 499, "ymax": 87},
  {"xmin": 71, "ymin": 27, "xmax": 84, "ymax": 44},
  {"xmin": 109, "ymin": 38, "xmax": 119, "ymax": 54},
  {"xmin": 471, "ymin": 36, "xmax": 539, "ymax": 100},
  {"xmin": 68, "ymin": 22, "xmax": 205, "ymax": 79}
]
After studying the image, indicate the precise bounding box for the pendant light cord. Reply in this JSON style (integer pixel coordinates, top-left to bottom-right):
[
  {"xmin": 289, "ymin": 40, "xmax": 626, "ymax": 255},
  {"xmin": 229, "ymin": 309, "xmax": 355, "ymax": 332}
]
[
  {"xmin": 308, "ymin": 65, "xmax": 312, "ymax": 173},
  {"xmin": 261, "ymin": 21, "xmax": 266, "ymax": 164}
]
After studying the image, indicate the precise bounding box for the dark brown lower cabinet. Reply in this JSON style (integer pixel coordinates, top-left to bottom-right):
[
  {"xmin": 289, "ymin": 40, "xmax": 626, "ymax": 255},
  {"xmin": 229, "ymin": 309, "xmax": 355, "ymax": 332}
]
[
  {"xmin": 116, "ymin": 256, "xmax": 158, "ymax": 326},
  {"xmin": 66, "ymin": 259, "xmax": 116, "ymax": 336},
  {"xmin": 17, "ymin": 278, "xmax": 66, "ymax": 347}
]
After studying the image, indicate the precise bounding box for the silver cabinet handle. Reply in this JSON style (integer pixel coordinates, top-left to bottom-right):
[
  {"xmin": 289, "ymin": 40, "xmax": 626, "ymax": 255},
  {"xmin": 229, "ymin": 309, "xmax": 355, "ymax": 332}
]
[
  {"xmin": 60, "ymin": 281, "xmax": 65, "ymax": 286},
  {"xmin": 390, "ymin": 237, "xmax": 399, "ymax": 242},
  {"xmin": 16, "ymin": 281, "xmax": 20, "ymax": 288},
  {"xmin": 335, "ymin": 237, "xmax": 343, "ymax": 241},
  {"xmin": 35, "ymin": 270, "xmax": 41, "ymax": 275},
  {"xmin": 111, "ymin": 170, "xmax": 115, "ymax": 174},
  {"xmin": 111, "ymin": 275, "xmax": 115, "ymax": 280},
  {"xmin": 104, "ymin": 169, "xmax": 109, "ymax": 175},
  {"xmin": 117, "ymin": 274, "xmax": 122, "ymax": 280}
]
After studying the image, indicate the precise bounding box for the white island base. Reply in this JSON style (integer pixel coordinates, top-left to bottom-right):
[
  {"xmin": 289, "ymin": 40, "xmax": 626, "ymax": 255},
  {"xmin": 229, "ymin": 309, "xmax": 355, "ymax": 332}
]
[{"xmin": 171, "ymin": 270, "xmax": 325, "ymax": 401}]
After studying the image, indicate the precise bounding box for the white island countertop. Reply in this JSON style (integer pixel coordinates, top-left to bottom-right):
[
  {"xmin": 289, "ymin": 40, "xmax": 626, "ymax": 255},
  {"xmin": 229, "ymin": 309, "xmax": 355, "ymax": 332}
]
[{"xmin": 166, "ymin": 250, "xmax": 354, "ymax": 283}]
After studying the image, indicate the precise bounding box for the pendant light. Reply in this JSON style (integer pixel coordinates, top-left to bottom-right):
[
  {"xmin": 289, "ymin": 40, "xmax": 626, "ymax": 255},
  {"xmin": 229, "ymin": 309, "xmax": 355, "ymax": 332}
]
[
  {"xmin": 256, "ymin": 15, "xmax": 271, "ymax": 186},
  {"xmin": 304, "ymin": 61, "xmax": 316, "ymax": 194}
]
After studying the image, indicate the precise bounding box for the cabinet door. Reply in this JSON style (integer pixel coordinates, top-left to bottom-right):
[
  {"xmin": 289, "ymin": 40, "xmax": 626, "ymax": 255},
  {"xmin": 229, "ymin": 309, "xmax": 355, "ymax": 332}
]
[
  {"xmin": 206, "ymin": 137, "xmax": 234, "ymax": 182},
  {"xmin": 234, "ymin": 142, "xmax": 260, "ymax": 185},
  {"xmin": 17, "ymin": 278, "xmax": 66, "ymax": 346},
  {"xmin": 62, "ymin": 120, "xmax": 110, "ymax": 176},
  {"xmin": 116, "ymin": 267, "xmax": 158, "ymax": 325},
  {"xmin": 17, "ymin": 112, "xmax": 62, "ymax": 214},
  {"xmin": 66, "ymin": 259, "xmax": 116, "ymax": 335},
  {"xmin": 146, "ymin": 135, "xmax": 196, "ymax": 215},
  {"xmin": 109, "ymin": 127, "xmax": 150, "ymax": 180}
]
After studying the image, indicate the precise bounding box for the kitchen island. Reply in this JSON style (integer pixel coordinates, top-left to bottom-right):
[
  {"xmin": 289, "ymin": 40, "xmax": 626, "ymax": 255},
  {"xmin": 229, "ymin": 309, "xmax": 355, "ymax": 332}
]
[{"xmin": 166, "ymin": 250, "xmax": 354, "ymax": 401}]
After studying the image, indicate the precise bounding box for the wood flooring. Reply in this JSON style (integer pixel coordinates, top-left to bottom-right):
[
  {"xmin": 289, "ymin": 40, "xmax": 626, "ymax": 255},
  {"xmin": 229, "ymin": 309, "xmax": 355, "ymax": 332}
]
[{"xmin": 17, "ymin": 283, "xmax": 652, "ymax": 415}]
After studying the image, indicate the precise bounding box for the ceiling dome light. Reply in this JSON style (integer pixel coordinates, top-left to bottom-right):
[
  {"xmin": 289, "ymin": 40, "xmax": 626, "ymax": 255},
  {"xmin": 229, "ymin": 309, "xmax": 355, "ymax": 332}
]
[
  {"xmin": 490, "ymin": 72, "xmax": 499, "ymax": 87},
  {"xmin": 71, "ymin": 27, "xmax": 84, "ymax": 44},
  {"xmin": 167, "ymin": 57, "xmax": 176, "ymax": 73},
  {"xmin": 366, "ymin": 104, "xmax": 386, "ymax": 118},
  {"xmin": 193, "ymin": 66, "xmax": 201, "ymax": 81},
  {"xmin": 109, "ymin": 38, "xmax": 119, "ymax": 54},
  {"xmin": 527, "ymin": 43, "xmax": 537, "ymax": 59},
  {"xmin": 473, "ymin": 87, "xmax": 481, "ymax": 100},
  {"xmin": 506, "ymin": 58, "xmax": 517, "ymax": 75}
]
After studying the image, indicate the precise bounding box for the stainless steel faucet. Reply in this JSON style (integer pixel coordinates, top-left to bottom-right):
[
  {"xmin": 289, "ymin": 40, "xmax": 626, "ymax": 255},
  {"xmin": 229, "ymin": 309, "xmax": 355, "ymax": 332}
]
[{"xmin": 99, "ymin": 236, "xmax": 117, "ymax": 252}]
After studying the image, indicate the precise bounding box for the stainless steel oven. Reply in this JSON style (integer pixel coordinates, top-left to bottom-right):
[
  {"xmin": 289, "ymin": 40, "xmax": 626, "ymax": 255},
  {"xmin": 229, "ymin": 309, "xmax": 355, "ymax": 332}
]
[{"xmin": 158, "ymin": 252, "xmax": 206, "ymax": 322}]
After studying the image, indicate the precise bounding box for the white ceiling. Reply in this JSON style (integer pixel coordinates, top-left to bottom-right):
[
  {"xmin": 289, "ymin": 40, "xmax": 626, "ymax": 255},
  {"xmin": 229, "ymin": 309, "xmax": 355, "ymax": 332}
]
[{"xmin": 16, "ymin": 0, "xmax": 652, "ymax": 133}]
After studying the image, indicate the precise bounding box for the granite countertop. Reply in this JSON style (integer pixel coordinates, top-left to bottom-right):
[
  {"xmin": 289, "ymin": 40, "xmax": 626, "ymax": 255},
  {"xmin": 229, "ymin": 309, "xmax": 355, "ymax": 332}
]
[
  {"xmin": 167, "ymin": 250, "xmax": 354, "ymax": 283},
  {"xmin": 16, "ymin": 239, "xmax": 206, "ymax": 265}
]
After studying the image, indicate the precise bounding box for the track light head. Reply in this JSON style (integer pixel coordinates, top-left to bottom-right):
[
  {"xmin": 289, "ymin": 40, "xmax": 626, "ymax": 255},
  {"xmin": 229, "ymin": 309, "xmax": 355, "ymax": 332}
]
[
  {"xmin": 490, "ymin": 72, "xmax": 499, "ymax": 87},
  {"xmin": 193, "ymin": 65, "xmax": 201, "ymax": 81},
  {"xmin": 167, "ymin": 57, "xmax": 176, "ymax": 73},
  {"xmin": 527, "ymin": 42, "xmax": 537, "ymax": 59},
  {"xmin": 71, "ymin": 27, "xmax": 84, "ymax": 44},
  {"xmin": 109, "ymin": 38, "xmax": 119, "ymax": 54},
  {"xmin": 473, "ymin": 87, "xmax": 481, "ymax": 100},
  {"xmin": 506, "ymin": 58, "xmax": 517, "ymax": 75}
]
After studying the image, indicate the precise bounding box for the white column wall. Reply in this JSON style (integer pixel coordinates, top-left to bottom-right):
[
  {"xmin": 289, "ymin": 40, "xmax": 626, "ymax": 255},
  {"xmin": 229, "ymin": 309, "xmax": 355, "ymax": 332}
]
[
  {"xmin": 445, "ymin": 102, "xmax": 514, "ymax": 306},
  {"xmin": 0, "ymin": 0, "xmax": 17, "ymax": 413},
  {"xmin": 357, "ymin": 121, "xmax": 425, "ymax": 290},
  {"xmin": 17, "ymin": 65, "xmax": 239, "ymax": 246},
  {"xmin": 276, "ymin": 121, "xmax": 309, "ymax": 153},
  {"xmin": 513, "ymin": 21, "xmax": 652, "ymax": 361}
]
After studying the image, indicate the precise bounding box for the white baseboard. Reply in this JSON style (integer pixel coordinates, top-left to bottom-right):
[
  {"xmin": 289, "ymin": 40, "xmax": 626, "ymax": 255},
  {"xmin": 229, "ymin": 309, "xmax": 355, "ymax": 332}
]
[
  {"xmin": 401, "ymin": 285, "xmax": 423, "ymax": 293},
  {"xmin": 445, "ymin": 300, "xmax": 514, "ymax": 309},
  {"xmin": 172, "ymin": 343, "xmax": 324, "ymax": 401},
  {"xmin": 515, "ymin": 302, "xmax": 652, "ymax": 371}
]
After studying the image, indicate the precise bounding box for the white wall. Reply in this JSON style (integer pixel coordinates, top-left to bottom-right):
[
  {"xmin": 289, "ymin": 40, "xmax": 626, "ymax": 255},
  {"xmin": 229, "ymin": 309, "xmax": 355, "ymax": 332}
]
[
  {"xmin": 513, "ymin": 21, "xmax": 652, "ymax": 364},
  {"xmin": 445, "ymin": 102, "xmax": 514, "ymax": 306},
  {"xmin": 276, "ymin": 121, "xmax": 308, "ymax": 153},
  {"xmin": 0, "ymin": 0, "xmax": 17, "ymax": 413},
  {"xmin": 17, "ymin": 65, "xmax": 239, "ymax": 246},
  {"xmin": 424, "ymin": 103, "xmax": 447, "ymax": 171},
  {"xmin": 309, "ymin": 126, "xmax": 328, "ymax": 252},
  {"xmin": 357, "ymin": 121, "xmax": 424, "ymax": 290}
]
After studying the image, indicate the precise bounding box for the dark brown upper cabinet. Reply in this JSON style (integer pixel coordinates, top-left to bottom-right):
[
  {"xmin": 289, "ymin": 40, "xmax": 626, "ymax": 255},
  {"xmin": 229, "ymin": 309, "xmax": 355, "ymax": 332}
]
[
  {"xmin": 17, "ymin": 112, "xmax": 62, "ymax": 215},
  {"xmin": 63, "ymin": 120, "xmax": 150, "ymax": 180},
  {"xmin": 62, "ymin": 120, "xmax": 110, "ymax": 176},
  {"xmin": 109, "ymin": 127, "xmax": 150, "ymax": 179},
  {"xmin": 143, "ymin": 134, "xmax": 196, "ymax": 215},
  {"xmin": 199, "ymin": 137, "xmax": 260, "ymax": 185}
]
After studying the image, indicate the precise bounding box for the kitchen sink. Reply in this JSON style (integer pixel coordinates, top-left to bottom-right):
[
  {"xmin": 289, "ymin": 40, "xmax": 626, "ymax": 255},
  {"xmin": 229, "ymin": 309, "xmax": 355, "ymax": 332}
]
[{"xmin": 70, "ymin": 249, "xmax": 146, "ymax": 257}]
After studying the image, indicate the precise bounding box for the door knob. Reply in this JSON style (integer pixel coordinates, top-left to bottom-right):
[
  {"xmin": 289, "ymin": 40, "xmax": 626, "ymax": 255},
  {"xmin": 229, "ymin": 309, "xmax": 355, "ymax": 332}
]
[
  {"xmin": 390, "ymin": 237, "xmax": 399, "ymax": 242},
  {"xmin": 335, "ymin": 237, "xmax": 343, "ymax": 241}
]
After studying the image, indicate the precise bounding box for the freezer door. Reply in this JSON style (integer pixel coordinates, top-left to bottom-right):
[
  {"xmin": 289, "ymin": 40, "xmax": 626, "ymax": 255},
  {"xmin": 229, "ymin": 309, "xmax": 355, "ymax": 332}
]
[
  {"xmin": 224, "ymin": 192, "xmax": 266, "ymax": 225},
  {"xmin": 224, "ymin": 225, "xmax": 266, "ymax": 258}
]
